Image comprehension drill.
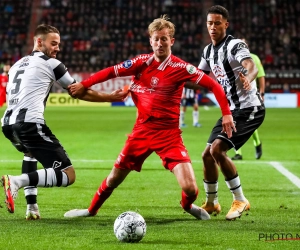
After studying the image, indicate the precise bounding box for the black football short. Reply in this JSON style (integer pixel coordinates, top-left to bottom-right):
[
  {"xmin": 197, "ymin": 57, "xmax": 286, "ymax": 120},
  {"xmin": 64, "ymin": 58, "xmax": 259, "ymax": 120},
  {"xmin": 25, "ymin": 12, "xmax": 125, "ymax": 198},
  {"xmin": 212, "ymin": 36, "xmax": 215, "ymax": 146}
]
[
  {"xmin": 181, "ymin": 97, "xmax": 197, "ymax": 107},
  {"xmin": 2, "ymin": 122, "xmax": 72, "ymax": 170},
  {"xmin": 207, "ymin": 106, "xmax": 265, "ymax": 150}
]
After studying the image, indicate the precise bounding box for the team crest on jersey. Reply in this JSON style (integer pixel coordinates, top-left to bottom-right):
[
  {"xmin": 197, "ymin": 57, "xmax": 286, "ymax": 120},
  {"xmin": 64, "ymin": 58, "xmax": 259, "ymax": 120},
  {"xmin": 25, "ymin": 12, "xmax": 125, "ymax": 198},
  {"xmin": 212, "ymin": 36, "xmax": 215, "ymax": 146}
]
[
  {"xmin": 186, "ymin": 64, "xmax": 197, "ymax": 74},
  {"xmin": 150, "ymin": 77, "xmax": 159, "ymax": 88},
  {"xmin": 212, "ymin": 65, "xmax": 225, "ymax": 78},
  {"xmin": 122, "ymin": 60, "xmax": 132, "ymax": 69}
]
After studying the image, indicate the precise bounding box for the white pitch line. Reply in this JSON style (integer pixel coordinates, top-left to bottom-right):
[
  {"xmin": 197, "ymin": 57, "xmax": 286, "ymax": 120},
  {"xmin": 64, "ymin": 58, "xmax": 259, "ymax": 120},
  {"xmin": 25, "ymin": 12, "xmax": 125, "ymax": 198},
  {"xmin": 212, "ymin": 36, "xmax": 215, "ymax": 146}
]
[
  {"xmin": 269, "ymin": 161, "xmax": 300, "ymax": 188},
  {"xmin": 0, "ymin": 159, "xmax": 275, "ymax": 164},
  {"xmin": 0, "ymin": 159, "xmax": 115, "ymax": 163}
]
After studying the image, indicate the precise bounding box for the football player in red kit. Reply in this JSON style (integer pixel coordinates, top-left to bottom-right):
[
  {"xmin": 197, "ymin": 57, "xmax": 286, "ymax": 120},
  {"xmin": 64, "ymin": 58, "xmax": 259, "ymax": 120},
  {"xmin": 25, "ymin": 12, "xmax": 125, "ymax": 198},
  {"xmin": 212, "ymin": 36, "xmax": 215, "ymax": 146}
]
[
  {"xmin": 0, "ymin": 64, "xmax": 10, "ymax": 107},
  {"xmin": 65, "ymin": 15, "xmax": 236, "ymax": 220}
]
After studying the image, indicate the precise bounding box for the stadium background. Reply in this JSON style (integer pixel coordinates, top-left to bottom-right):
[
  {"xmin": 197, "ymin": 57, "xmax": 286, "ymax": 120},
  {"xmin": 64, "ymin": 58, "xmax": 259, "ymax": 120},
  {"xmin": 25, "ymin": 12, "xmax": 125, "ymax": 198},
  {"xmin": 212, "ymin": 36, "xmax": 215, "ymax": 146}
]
[{"xmin": 0, "ymin": 0, "xmax": 299, "ymax": 95}]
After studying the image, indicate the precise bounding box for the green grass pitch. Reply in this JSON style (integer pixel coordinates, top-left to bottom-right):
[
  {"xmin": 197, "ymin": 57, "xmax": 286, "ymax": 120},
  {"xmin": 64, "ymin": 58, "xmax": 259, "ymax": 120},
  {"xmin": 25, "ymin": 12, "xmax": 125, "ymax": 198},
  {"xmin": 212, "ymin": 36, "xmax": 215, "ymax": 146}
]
[{"xmin": 0, "ymin": 106, "xmax": 300, "ymax": 250}]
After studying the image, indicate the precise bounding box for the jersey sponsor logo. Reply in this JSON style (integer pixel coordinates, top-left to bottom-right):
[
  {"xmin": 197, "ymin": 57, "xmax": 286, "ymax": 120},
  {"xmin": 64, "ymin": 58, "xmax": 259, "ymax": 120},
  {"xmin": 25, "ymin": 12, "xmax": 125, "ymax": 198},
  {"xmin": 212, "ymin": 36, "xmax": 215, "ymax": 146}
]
[
  {"xmin": 122, "ymin": 60, "xmax": 133, "ymax": 69},
  {"xmin": 130, "ymin": 81, "xmax": 157, "ymax": 94},
  {"xmin": 217, "ymin": 78, "xmax": 230, "ymax": 86},
  {"xmin": 52, "ymin": 161, "xmax": 62, "ymax": 169},
  {"xmin": 186, "ymin": 64, "xmax": 197, "ymax": 74}
]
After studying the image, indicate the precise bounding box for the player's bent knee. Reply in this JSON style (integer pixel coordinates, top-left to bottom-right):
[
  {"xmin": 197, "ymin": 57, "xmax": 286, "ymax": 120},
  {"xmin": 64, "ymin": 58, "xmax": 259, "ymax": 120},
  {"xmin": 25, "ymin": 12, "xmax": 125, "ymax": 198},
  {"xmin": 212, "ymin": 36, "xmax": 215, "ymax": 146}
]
[
  {"xmin": 182, "ymin": 184, "xmax": 198, "ymax": 197},
  {"xmin": 63, "ymin": 166, "xmax": 76, "ymax": 186},
  {"xmin": 202, "ymin": 147, "xmax": 212, "ymax": 160}
]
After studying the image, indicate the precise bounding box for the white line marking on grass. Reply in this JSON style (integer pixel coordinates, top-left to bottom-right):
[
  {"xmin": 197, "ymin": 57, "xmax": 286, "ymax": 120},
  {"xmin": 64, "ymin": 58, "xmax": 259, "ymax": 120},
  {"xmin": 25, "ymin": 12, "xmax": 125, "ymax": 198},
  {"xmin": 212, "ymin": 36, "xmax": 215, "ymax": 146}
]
[
  {"xmin": 269, "ymin": 161, "xmax": 300, "ymax": 188},
  {"xmin": 0, "ymin": 159, "xmax": 275, "ymax": 163},
  {"xmin": 0, "ymin": 159, "xmax": 115, "ymax": 163}
]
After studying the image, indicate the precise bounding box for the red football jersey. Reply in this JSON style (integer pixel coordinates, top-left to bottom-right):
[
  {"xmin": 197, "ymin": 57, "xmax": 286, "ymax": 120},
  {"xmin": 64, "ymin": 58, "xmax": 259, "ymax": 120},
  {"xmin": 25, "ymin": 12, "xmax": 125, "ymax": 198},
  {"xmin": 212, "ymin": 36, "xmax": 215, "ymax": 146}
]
[
  {"xmin": 82, "ymin": 53, "xmax": 231, "ymax": 129},
  {"xmin": 0, "ymin": 73, "xmax": 8, "ymax": 106}
]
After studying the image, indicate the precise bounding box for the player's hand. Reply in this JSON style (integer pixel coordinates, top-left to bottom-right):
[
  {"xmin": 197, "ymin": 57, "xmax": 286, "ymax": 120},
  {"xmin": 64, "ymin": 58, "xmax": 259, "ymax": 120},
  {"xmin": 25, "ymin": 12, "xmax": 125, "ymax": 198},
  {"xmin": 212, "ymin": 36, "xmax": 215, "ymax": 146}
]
[
  {"xmin": 110, "ymin": 88, "xmax": 129, "ymax": 102},
  {"xmin": 68, "ymin": 83, "xmax": 86, "ymax": 98},
  {"xmin": 239, "ymin": 72, "xmax": 251, "ymax": 91},
  {"xmin": 221, "ymin": 114, "xmax": 236, "ymax": 138}
]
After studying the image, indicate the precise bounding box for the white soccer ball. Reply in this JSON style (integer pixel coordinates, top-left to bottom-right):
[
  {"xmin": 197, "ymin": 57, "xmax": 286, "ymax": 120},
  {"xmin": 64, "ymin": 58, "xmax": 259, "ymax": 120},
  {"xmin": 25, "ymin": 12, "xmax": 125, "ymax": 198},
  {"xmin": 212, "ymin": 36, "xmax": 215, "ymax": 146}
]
[{"xmin": 113, "ymin": 211, "xmax": 146, "ymax": 243}]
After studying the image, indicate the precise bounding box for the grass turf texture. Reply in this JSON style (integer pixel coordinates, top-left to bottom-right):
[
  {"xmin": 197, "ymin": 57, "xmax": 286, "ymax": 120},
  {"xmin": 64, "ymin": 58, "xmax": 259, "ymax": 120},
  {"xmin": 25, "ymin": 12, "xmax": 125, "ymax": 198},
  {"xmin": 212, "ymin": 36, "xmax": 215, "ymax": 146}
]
[{"xmin": 0, "ymin": 106, "xmax": 300, "ymax": 250}]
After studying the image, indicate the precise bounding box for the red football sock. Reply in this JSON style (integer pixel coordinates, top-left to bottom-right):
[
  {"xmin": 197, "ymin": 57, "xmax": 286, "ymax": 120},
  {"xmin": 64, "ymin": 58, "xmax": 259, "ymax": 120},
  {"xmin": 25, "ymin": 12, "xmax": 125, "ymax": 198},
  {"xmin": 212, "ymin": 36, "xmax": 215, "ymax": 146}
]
[
  {"xmin": 180, "ymin": 189, "xmax": 199, "ymax": 210},
  {"xmin": 88, "ymin": 178, "xmax": 115, "ymax": 215}
]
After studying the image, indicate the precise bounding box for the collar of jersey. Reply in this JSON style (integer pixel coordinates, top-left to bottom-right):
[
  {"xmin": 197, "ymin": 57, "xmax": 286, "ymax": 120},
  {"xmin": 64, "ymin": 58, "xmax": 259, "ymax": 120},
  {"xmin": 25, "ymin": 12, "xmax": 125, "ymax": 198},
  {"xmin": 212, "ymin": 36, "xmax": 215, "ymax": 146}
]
[{"xmin": 145, "ymin": 53, "xmax": 172, "ymax": 71}]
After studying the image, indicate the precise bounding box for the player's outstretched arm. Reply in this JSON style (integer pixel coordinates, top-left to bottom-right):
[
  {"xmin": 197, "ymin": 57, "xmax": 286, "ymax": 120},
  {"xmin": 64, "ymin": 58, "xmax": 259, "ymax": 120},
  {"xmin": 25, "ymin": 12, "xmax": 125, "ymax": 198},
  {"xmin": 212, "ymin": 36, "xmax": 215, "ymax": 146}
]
[
  {"xmin": 240, "ymin": 58, "xmax": 258, "ymax": 91},
  {"xmin": 78, "ymin": 88, "xmax": 128, "ymax": 103},
  {"xmin": 68, "ymin": 83, "xmax": 86, "ymax": 98}
]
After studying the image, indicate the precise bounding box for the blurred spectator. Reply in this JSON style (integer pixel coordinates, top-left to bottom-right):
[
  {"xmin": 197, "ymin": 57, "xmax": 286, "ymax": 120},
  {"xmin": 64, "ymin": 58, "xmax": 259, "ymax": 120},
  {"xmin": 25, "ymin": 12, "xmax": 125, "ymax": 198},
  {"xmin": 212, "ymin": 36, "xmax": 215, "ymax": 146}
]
[
  {"xmin": 1, "ymin": 0, "xmax": 299, "ymax": 75},
  {"xmin": 265, "ymin": 81, "xmax": 272, "ymax": 93},
  {"xmin": 0, "ymin": 0, "xmax": 31, "ymax": 66},
  {"xmin": 38, "ymin": 0, "xmax": 204, "ymax": 72},
  {"xmin": 217, "ymin": 0, "xmax": 300, "ymax": 72},
  {"xmin": 0, "ymin": 64, "xmax": 10, "ymax": 107},
  {"xmin": 283, "ymin": 82, "xmax": 290, "ymax": 93}
]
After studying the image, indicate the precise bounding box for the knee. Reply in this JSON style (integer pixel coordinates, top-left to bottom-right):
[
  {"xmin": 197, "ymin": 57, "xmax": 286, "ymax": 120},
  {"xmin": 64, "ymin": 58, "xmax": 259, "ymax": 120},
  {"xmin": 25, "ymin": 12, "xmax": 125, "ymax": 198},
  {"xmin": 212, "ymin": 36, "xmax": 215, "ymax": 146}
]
[
  {"xmin": 106, "ymin": 168, "xmax": 129, "ymax": 188},
  {"xmin": 182, "ymin": 182, "xmax": 198, "ymax": 197},
  {"xmin": 202, "ymin": 147, "xmax": 214, "ymax": 162},
  {"xmin": 210, "ymin": 142, "xmax": 226, "ymax": 161},
  {"xmin": 64, "ymin": 167, "xmax": 76, "ymax": 185}
]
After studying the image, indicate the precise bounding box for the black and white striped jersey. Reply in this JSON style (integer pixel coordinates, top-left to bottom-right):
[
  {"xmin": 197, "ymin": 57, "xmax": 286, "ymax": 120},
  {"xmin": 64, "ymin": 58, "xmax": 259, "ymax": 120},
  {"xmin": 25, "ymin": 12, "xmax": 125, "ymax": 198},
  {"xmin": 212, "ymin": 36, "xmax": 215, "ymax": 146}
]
[
  {"xmin": 182, "ymin": 87, "xmax": 196, "ymax": 99},
  {"xmin": 1, "ymin": 51, "xmax": 75, "ymax": 125},
  {"xmin": 198, "ymin": 35, "xmax": 263, "ymax": 110}
]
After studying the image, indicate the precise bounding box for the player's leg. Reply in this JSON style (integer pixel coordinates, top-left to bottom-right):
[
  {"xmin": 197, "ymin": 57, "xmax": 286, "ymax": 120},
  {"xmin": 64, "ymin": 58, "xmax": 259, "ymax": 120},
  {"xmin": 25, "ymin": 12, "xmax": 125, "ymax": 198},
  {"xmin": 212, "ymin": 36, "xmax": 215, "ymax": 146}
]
[
  {"xmin": 172, "ymin": 163, "xmax": 210, "ymax": 220},
  {"xmin": 64, "ymin": 167, "xmax": 131, "ymax": 217},
  {"xmin": 209, "ymin": 139, "xmax": 249, "ymax": 220},
  {"xmin": 64, "ymin": 126, "xmax": 151, "ymax": 217},
  {"xmin": 1, "ymin": 124, "xmax": 39, "ymax": 216},
  {"xmin": 22, "ymin": 154, "xmax": 40, "ymax": 220},
  {"xmin": 180, "ymin": 98, "xmax": 187, "ymax": 128},
  {"xmin": 201, "ymin": 145, "xmax": 221, "ymax": 215},
  {"xmin": 155, "ymin": 128, "xmax": 209, "ymax": 220},
  {"xmin": 232, "ymin": 148, "xmax": 243, "ymax": 160},
  {"xmin": 88, "ymin": 167, "xmax": 130, "ymax": 215},
  {"xmin": 192, "ymin": 99, "xmax": 201, "ymax": 127},
  {"xmin": 1, "ymin": 123, "xmax": 75, "ymax": 214},
  {"xmin": 252, "ymin": 129, "xmax": 262, "ymax": 159},
  {"xmin": 208, "ymin": 107, "xmax": 265, "ymax": 220}
]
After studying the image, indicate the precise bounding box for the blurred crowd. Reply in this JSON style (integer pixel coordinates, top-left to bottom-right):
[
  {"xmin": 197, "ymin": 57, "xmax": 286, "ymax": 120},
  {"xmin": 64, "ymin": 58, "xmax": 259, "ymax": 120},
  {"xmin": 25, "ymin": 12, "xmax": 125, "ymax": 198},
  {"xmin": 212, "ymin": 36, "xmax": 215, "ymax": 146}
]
[
  {"xmin": 0, "ymin": 0, "xmax": 31, "ymax": 69},
  {"xmin": 0, "ymin": 0, "xmax": 299, "ymax": 73},
  {"xmin": 218, "ymin": 0, "xmax": 300, "ymax": 72}
]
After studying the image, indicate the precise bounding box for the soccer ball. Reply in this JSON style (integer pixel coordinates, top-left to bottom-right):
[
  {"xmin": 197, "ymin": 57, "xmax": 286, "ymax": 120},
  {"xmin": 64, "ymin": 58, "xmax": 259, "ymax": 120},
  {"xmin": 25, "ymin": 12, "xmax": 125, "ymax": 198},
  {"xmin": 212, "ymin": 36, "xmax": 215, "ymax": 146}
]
[{"xmin": 113, "ymin": 211, "xmax": 146, "ymax": 243}]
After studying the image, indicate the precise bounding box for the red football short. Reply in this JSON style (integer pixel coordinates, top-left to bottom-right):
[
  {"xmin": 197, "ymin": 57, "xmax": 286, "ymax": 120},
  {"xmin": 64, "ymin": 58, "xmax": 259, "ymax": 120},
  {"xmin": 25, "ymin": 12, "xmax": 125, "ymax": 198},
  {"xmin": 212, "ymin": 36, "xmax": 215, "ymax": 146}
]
[{"xmin": 114, "ymin": 125, "xmax": 191, "ymax": 171}]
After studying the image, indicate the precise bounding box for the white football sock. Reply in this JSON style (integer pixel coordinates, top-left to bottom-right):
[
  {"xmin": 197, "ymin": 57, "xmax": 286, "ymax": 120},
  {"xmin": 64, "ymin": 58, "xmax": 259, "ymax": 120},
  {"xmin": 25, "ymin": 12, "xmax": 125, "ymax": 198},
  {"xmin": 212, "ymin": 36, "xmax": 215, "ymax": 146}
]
[
  {"xmin": 203, "ymin": 180, "xmax": 218, "ymax": 204},
  {"xmin": 225, "ymin": 175, "xmax": 247, "ymax": 201},
  {"xmin": 180, "ymin": 110, "xmax": 185, "ymax": 126},
  {"xmin": 193, "ymin": 110, "xmax": 199, "ymax": 124}
]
